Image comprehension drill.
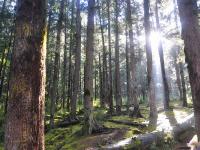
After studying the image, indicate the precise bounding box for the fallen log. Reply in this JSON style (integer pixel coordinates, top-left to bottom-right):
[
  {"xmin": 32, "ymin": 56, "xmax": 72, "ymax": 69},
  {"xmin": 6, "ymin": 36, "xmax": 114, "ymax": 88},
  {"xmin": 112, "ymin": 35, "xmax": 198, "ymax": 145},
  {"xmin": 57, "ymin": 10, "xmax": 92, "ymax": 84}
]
[
  {"xmin": 108, "ymin": 120, "xmax": 147, "ymax": 128},
  {"xmin": 103, "ymin": 113, "xmax": 194, "ymax": 149}
]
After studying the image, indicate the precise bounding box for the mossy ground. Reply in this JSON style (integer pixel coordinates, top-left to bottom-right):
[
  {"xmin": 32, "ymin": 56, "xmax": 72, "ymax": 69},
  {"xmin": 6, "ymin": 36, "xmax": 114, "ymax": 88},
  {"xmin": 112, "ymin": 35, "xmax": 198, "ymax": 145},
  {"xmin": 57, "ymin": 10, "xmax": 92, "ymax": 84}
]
[{"xmin": 0, "ymin": 101, "xmax": 193, "ymax": 149}]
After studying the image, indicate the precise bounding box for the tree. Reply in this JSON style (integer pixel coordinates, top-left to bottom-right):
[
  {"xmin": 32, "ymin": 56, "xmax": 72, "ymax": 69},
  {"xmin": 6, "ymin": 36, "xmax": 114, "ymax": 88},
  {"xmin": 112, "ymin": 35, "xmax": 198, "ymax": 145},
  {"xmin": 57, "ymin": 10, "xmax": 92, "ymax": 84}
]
[
  {"xmin": 155, "ymin": 0, "xmax": 170, "ymax": 110},
  {"xmin": 5, "ymin": 0, "xmax": 46, "ymax": 149},
  {"xmin": 126, "ymin": 0, "xmax": 141, "ymax": 117},
  {"xmin": 83, "ymin": 0, "xmax": 100, "ymax": 135},
  {"xmin": 71, "ymin": 0, "xmax": 81, "ymax": 119},
  {"xmin": 106, "ymin": 0, "xmax": 113, "ymax": 114},
  {"xmin": 114, "ymin": 0, "xmax": 122, "ymax": 114},
  {"xmin": 177, "ymin": 0, "xmax": 200, "ymax": 140},
  {"xmin": 144, "ymin": 0, "xmax": 158, "ymax": 127},
  {"xmin": 50, "ymin": 0, "xmax": 65, "ymax": 128}
]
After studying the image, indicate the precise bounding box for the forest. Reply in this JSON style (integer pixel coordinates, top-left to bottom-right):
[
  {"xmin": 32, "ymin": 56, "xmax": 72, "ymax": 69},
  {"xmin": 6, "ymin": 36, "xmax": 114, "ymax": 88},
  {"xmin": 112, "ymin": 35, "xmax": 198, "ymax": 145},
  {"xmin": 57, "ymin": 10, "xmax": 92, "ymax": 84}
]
[{"xmin": 0, "ymin": 0, "xmax": 200, "ymax": 149}]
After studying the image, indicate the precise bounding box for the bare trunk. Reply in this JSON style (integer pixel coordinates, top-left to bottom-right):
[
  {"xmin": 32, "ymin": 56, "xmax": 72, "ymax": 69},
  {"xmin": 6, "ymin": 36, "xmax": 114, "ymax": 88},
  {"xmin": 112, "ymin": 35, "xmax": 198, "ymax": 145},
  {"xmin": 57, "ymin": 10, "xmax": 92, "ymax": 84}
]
[
  {"xmin": 177, "ymin": 0, "xmax": 200, "ymax": 140},
  {"xmin": 155, "ymin": 0, "xmax": 170, "ymax": 110},
  {"xmin": 107, "ymin": 0, "xmax": 113, "ymax": 114},
  {"xmin": 114, "ymin": 0, "xmax": 122, "ymax": 114},
  {"xmin": 126, "ymin": 0, "xmax": 141, "ymax": 117},
  {"xmin": 50, "ymin": 0, "xmax": 65, "ymax": 128},
  {"xmin": 71, "ymin": 0, "xmax": 81, "ymax": 119},
  {"xmin": 144, "ymin": 0, "xmax": 158, "ymax": 127},
  {"xmin": 83, "ymin": 0, "xmax": 100, "ymax": 135},
  {"xmin": 180, "ymin": 62, "xmax": 187, "ymax": 107},
  {"xmin": 5, "ymin": 0, "xmax": 46, "ymax": 149}
]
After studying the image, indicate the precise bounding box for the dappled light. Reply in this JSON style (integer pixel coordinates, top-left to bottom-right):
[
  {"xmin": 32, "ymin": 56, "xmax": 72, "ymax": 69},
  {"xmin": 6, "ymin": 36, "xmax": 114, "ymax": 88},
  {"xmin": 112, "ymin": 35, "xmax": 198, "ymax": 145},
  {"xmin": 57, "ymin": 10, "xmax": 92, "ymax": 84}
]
[{"xmin": 0, "ymin": 0, "xmax": 200, "ymax": 149}]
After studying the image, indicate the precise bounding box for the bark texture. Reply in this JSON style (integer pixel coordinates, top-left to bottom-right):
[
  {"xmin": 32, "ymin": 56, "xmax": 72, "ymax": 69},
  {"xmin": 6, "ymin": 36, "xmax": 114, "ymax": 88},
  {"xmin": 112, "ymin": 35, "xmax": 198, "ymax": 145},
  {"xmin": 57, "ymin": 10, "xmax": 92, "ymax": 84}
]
[
  {"xmin": 177, "ymin": 0, "xmax": 200, "ymax": 140},
  {"xmin": 5, "ymin": 0, "xmax": 46, "ymax": 149},
  {"xmin": 71, "ymin": 0, "xmax": 81, "ymax": 119},
  {"xmin": 114, "ymin": 0, "xmax": 122, "ymax": 114}
]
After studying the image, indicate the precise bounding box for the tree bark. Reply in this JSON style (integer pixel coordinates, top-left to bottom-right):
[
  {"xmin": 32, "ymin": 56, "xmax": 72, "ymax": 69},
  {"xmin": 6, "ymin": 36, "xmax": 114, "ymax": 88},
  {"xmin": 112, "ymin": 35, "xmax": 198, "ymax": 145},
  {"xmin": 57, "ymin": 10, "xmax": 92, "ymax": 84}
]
[
  {"xmin": 114, "ymin": 0, "xmax": 122, "ymax": 115},
  {"xmin": 179, "ymin": 62, "xmax": 187, "ymax": 107},
  {"xmin": 126, "ymin": 0, "xmax": 141, "ymax": 117},
  {"xmin": 155, "ymin": 0, "xmax": 170, "ymax": 110},
  {"xmin": 144, "ymin": 0, "xmax": 158, "ymax": 127},
  {"xmin": 83, "ymin": 0, "xmax": 100, "ymax": 135},
  {"xmin": 106, "ymin": 0, "xmax": 113, "ymax": 114},
  {"xmin": 50, "ymin": 0, "xmax": 65, "ymax": 128},
  {"xmin": 71, "ymin": 0, "xmax": 81, "ymax": 119},
  {"xmin": 5, "ymin": 0, "xmax": 46, "ymax": 149},
  {"xmin": 97, "ymin": 0, "xmax": 107, "ymax": 108},
  {"xmin": 177, "ymin": 0, "xmax": 200, "ymax": 140}
]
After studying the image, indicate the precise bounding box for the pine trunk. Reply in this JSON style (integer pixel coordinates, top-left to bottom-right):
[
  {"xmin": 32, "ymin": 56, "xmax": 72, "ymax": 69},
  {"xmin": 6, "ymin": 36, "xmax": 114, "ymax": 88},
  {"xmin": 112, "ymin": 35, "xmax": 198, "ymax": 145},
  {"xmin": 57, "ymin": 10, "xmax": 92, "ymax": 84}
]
[
  {"xmin": 5, "ymin": 0, "xmax": 46, "ymax": 149},
  {"xmin": 114, "ymin": 0, "xmax": 122, "ymax": 114},
  {"xmin": 71, "ymin": 0, "xmax": 81, "ymax": 119},
  {"xmin": 177, "ymin": 0, "xmax": 200, "ymax": 140},
  {"xmin": 155, "ymin": 0, "xmax": 170, "ymax": 110},
  {"xmin": 50, "ymin": 0, "xmax": 65, "ymax": 128},
  {"xmin": 144, "ymin": 0, "xmax": 158, "ymax": 127}
]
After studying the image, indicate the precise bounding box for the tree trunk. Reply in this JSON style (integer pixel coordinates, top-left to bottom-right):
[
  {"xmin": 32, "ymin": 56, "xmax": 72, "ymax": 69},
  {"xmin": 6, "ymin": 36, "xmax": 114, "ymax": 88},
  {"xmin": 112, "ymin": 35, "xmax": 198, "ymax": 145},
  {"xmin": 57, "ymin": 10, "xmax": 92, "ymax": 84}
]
[
  {"xmin": 114, "ymin": 0, "xmax": 122, "ymax": 115},
  {"xmin": 50, "ymin": 0, "xmax": 65, "ymax": 128},
  {"xmin": 180, "ymin": 62, "xmax": 187, "ymax": 107},
  {"xmin": 177, "ymin": 0, "xmax": 200, "ymax": 140},
  {"xmin": 62, "ymin": 2, "xmax": 69, "ymax": 109},
  {"xmin": 126, "ymin": 0, "xmax": 141, "ymax": 117},
  {"xmin": 97, "ymin": 0, "xmax": 107, "ymax": 108},
  {"xmin": 83, "ymin": 0, "xmax": 100, "ymax": 135},
  {"xmin": 155, "ymin": 0, "xmax": 170, "ymax": 110},
  {"xmin": 67, "ymin": 0, "xmax": 75, "ymax": 111},
  {"xmin": 5, "ymin": 0, "xmax": 46, "ymax": 149},
  {"xmin": 71, "ymin": 0, "xmax": 81, "ymax": 119},
  {"xmin": 144, "ymin": 0, "xmax": 158, "ymax": 127},
  {"xmin": 107, "ymin": 0, "xmax": 113, "ymax": 114}
]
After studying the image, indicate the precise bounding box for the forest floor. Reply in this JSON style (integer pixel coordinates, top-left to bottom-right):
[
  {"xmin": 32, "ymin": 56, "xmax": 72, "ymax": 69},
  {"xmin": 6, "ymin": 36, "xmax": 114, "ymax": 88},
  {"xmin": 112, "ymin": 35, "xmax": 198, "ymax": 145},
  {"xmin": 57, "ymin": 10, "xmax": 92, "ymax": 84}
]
[{"xmin": 44, "ymin": 101, "xmax": 194, "ymax": 150}]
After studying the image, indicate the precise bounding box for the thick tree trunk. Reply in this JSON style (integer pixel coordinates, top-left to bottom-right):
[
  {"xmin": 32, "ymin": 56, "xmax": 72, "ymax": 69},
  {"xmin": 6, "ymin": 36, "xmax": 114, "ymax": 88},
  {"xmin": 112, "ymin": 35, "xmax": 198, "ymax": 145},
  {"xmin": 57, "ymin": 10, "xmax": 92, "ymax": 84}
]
[
  {"xmin": 114, "ymin": 0, "xmax": 122, "ymax": 115},
  {"xmin": 71, "ymin": 0, "xmax": 81, "ymax": 119},
  {"xmin": 144, "ymin": 0, "xmax": 158, "ymax": 127},
  {"xmin": 155, "ymin": 0, "xmax": 170, "ymax": 110},
  {"xmin": 179, "ymin": 62, "xmax": 187, "ymax": 107},
  {"xmin": 107, "ymin": 0, "xmax": 113, "ymax": 114},
  {"xmin": 177, "ymin": 0, "xmax": 200, "ymax": 140},
  {"xmin": 50, "ymin": 0, "xmax": 65, "ymax": 128},
  {"xmin": 83, "ymin": 0, "xmax": 100, "ymax": 135},
  {"xmin": 5, "ymin": 0, "xmax": 46, "ymax": 149}
]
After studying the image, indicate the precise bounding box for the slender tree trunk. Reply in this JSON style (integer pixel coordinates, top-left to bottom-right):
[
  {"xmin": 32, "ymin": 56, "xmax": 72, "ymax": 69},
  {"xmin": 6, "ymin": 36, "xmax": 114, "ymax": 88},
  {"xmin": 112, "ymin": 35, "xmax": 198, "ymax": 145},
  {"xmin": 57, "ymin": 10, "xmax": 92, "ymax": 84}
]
[
  {"xmin": 177, "ymin": 0, "xmax": 200, "ymax": 140},
  {"xmin": 144, "ymin": 0, "xmax": 158, "ymax": 128},
  {"xmin": 5, "ymin": 0, "xmax": 46, "ymax": 149},
  {"xmin": 106, "ymin": 0, "xmax": 113, "ymax": 114},
  {"xmin": 62, "ymin": 2, "xmax": 69, "ymax": 109},
  {"xmin": 97, "ymin": 0, "xmax": 107, "ymax": 108},
  {"xmin": 71, "ymin": 0, "xmax": 81, "ymax": 119},
  {"xmin": 67, "ymin": 0, "xmax": 75, "ymax": 111},
  {"xmin": 46, "ymin": 0, "xmax": 55, "ymax": 102},
  {"xmin": 125, "ymin": 25, "xmax": 131, "ymax": 111},
  {"xmin": 126, "ymin": 0, "xmax": 141, "ymax": 117},
  {"xmin": 114, "ymin": 0, "xmax": 122, "ymax": 114},
  {"xmin": 50, "ymin": 0, "xmax": 65, "ymax": 128},
  {"xmin": 179, "ymin": 62, "xmax": 187, "ymax": 107},
  {"xmin": 155, "ymin": 0, "xmax": 170, "ymax": 110},
  {"xmin": 83, "ymin": 0, "xmax": 101, "ymax": 135},
  {"xmin": 99, "ymin": 53, "xmax": 103, "ymax": 105}
]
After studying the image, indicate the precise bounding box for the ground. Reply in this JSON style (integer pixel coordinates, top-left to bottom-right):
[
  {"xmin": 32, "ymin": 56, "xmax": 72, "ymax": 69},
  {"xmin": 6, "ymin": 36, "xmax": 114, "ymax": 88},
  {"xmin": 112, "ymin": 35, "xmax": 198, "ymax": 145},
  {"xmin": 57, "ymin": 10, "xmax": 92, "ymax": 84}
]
[{"xmin": 44, "ymin": 101, "xmax": 194, "ymax": 150}]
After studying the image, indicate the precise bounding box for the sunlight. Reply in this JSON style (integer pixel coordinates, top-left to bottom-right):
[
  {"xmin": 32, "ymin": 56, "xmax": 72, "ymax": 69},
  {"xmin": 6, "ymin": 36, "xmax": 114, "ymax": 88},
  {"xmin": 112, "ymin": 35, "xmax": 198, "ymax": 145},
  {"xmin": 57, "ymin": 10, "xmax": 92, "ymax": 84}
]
[{"xmin": 150, "ymin": 31, "xmax": 160, "ymax": 60}]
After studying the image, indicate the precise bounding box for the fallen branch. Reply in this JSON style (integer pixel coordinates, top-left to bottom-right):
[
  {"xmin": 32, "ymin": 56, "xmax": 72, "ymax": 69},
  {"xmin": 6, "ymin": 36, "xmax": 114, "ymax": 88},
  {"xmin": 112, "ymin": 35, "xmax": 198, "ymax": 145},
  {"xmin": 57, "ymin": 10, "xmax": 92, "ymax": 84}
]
[
  {"xmin": 103, "ymin": 113, "xmax": 194, "ymax": 149},
  {"xmin": 108, "ymin": 120, "xmax": 147, "ymax": 128}
]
